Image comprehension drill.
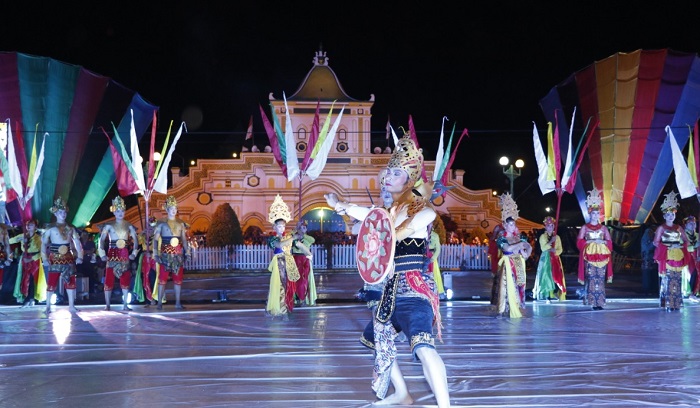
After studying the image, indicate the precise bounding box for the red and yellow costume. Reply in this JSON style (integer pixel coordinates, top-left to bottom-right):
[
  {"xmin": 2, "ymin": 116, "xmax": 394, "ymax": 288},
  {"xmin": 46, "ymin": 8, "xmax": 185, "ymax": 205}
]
[
  {"xmin": 533, "ymin": 218, "xmax": 566, "ymax": 301},
  {"xmin": 291, "ymin": 222, "xmax": 315, "ymax": 305},
  {"xmin": 157, "ymin": 237, "xmax": 185, "ymax": 285},
  {"xmin": 653, "ymin": 191, "xmax": 689, "ymax": 311},
  {"xmin": 103, "ymin": 241, "xmax": 132, "ymax": 291},
  {"xmin": 654, "ymin": 224, "xmax": 689, "ymax": 310},
  {"xmin": 45, "ymin": 243, "xmax": 78, "ymax": 292},
  {"xmin": 11, "ymin": 227, "xmax": 46, "ymax": 303},
  {"xmin": 496, "ymin": 228, "xmax": 528, "ymax": 318},
  {"xmin": 135, "ymin": 229, "xmax": 157, "ymax": 303}
]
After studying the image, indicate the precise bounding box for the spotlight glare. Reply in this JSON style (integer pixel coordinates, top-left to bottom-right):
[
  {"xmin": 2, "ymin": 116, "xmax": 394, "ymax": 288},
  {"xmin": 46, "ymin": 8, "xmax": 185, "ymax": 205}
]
[{"xmin": 446, "ymin": 288, "xmax": 454, "ymax": 300}]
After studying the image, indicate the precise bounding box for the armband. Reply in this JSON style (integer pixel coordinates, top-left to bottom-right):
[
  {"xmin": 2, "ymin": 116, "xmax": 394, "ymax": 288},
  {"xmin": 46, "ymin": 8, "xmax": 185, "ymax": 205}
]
[{"xmin": 334, "ymin": 202, "xmax": 348, "ymax": 215}]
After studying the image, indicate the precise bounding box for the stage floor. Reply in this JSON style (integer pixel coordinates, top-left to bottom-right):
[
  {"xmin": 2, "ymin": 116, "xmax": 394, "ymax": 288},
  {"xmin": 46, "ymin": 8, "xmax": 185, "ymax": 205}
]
[{"xmin": 1, "ymin": 270, "xmax": 699, "ymax": 408}]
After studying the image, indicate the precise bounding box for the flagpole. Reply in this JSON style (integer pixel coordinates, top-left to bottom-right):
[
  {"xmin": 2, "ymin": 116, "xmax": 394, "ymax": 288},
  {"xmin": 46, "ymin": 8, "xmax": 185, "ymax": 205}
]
[
  {"xmin": 298, "ymin": 173, "xmax": 303, "ymax": 220},
  {"xmin": 554, "ymin": 189, "xmax": 563, "ymax": 237}
]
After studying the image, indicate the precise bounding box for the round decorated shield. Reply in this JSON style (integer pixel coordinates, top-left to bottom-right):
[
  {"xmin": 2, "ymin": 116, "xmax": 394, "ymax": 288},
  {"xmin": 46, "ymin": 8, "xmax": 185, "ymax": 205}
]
[{"xmin": 356, "ymin": 207, "xmax": 396, "ymax": 284}]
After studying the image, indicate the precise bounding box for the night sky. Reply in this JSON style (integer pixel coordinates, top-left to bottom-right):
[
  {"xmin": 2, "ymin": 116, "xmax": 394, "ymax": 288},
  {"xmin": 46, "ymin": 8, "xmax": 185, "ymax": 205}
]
[{"xmin": 2, "ymin": 2, "xmax": 699, "ymax": 225}]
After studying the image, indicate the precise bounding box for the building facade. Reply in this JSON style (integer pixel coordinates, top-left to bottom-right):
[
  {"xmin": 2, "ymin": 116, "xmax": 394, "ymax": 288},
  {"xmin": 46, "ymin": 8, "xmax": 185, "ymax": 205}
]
[{"xmin": 110, "ymin": 49, "xmax": 541, "ymax": 236}]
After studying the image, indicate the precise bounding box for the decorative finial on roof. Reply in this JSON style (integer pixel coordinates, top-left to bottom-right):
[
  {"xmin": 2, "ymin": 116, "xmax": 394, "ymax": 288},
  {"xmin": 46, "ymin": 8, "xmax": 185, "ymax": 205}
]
[{"xmin": 313, "ymin": 49, "xmax": 328, "ymax": 67}]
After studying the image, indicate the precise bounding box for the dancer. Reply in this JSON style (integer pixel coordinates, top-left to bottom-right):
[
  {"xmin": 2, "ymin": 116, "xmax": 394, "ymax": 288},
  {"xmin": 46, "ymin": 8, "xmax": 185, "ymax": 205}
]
[
  {"xmin": 291, "ymin": 220, "xmax": 315, "ymax": 306},
  {"xmin": 576, "ymin": 188, "xmax": 612, "ymax": 310},
  {"xmin": 40, "ymin": 197, "xmax": 84, "ymax": 315},
  {"xmin": 11, "ymin": 219, "xmax": 44, "ymax": 307},
  {"xmin": 153, "ymin": 195, "xmax": 190, "ymax": 310},
  {"xmin": 653, "ymin": 191, "xmax": 689, "ymax": 311},
  {"xmin": 0, "ymin": 220, "xmax": 12, "ymax": 291},
  {"xmin": 359, "ymin": 171, "xmax": 406, "ymax": 353},
  {"xmin": 681, "ymin": 216, "xmax": 699, "ymax": 301},
  {"xmin": 97, "ymin": 196, "xmax": 139, "ymax": 311},
  {"xmin": 429, "ymin": 228, "xmax": 445, "ymax": 298},
  {"xmin": 494, "ymin": 193, "xmax": 532, "ymax": 318},
  {"xmin": 488, "ymin": 223, "xmax": 504, "ymax": 307},
  {"xmin": 135, "ymin": 216, "xmax": 158, "ymax": 306},
  {"xmin": 325, "ymin": 131, "xmax": 450, "ymax": 407},
  {"xmin": 265, "ymin": 194, "xmax": 301, "ymax": 319},
  {"xmin": 533, "ymin": 216, "xmax": 566, "ymax": 303}
]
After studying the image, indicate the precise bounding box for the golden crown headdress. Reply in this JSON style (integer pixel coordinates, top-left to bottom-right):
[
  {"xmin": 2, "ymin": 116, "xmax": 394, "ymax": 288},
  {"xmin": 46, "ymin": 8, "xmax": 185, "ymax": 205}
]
[
  {"xmin": 110, "ymin": 196, "xmax": 126, "ymax": 212},
  {"xmin": 543, "ymin": 216, "xmax": 555, "ymax": 226},
  {"xmin": 660, "ymin": 191, "xmax": 679, "ymax": 213},
  {"xmin": 163, "ymin": 195, "xmax": 178, "ymax": 209},
  {"xmin": 50, "ymin": 197, "xmax": 68, "ymax": 213},
  {"xmin": 499, "ymin": 192, "xmax": 519, "ymax": 222},
  {"xmin": 387, "ymin": 130, "xmax": 423, "ymax": 183},
  {"xmin": 585, "ymin": 188, "xmax": 603, "ymax": 213},
  {"xmin": 268, "ymin": 194, "xmax": 292, "ymax": 224}
]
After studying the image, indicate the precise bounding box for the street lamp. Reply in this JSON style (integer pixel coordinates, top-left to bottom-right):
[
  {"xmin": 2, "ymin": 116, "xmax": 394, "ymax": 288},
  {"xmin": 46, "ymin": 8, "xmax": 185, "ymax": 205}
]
[{"xmin": 499, "ymin": 156, "xmax": 524, "ymax": 197}]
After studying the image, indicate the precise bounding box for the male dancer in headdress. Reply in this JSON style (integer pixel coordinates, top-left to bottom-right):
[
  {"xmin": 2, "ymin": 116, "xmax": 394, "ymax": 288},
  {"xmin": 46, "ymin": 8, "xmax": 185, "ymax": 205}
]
[
  {"xmin": 98, "ymin": 196, "xmax": 139, "ymax": 311},
  {"xmin": 153, "ymin": 195, "xmax": 190, "ymax": 310},
  {"xmin": 41, "ymin": 197, "xmax": 84, "ymax": 315},
  {"xmin": 325, "ymin": 132, "xmax": 451, "ymax": 407}
]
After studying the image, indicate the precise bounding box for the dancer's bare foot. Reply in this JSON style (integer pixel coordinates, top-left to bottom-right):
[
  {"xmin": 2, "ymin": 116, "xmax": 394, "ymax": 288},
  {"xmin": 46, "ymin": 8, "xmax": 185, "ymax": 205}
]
[
  {"xmin": 373, "ymin": 392, "xmax": 414, "ymax": 406},
  {"xmin": 69, "ymin": 306, "xmax": 80, "ymax": 313},
  {"xmin": 175, "ymin": 304, "xmax": 185, "ymax": 310},
  {"xmin": 104, "ymin": 305, "xmax": 111, "ymax": 311},
  {"xmin": 157, "ymin": 303, "xmax": 163, "ymax": 310},
  {"xmin": 44, "ymin": 308, "xmax": 51, "ymax": 316},
  {"xmin": 123, "ymin": 305, "xmax": 132, "ymax": 311}
]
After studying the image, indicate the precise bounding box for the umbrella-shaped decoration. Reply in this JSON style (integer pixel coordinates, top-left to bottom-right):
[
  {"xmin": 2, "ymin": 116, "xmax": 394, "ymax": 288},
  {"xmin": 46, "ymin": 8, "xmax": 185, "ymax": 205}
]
[
  {"xmin": 0, "ymin": 52, "xmax": 158, "ymax": 227},
  {"xmin": 540, "ymin": 48, "xmax": 700, "ymax": 224}
]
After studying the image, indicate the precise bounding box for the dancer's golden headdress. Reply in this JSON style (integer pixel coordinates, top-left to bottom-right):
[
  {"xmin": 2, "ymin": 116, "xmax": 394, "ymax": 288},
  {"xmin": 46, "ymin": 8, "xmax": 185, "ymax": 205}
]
[
  {"xmin": 387, "ymin": 131, "xmax": 423, "ymax": 184},
  {"xmin": 499, "ymin": 192, "xmax": 519, "ymax": 222},
  {"xmin": 50, "ymin": 197, "xmax": 68, "ymax": 213},
  {"xmin": 660, "ymin": 191, "xmax": 679, "ymax": 214},
  {"xmin": 268, "ymin": 194, "xmax": 292, "ymax": 224},
  {"xmin": 163, "ymin": 195, "xmax": 178, "ymax": 210},
  {"xmin": 585, "ymin": 188, "xmax": 603, "ymax": 213},
  {"xmin": 543, "ymin": 216, "xmax": 555, "ymax": 226},
  {"xmin": 110, "ymin": 196, "xmax": 126, "ymax": 212}
]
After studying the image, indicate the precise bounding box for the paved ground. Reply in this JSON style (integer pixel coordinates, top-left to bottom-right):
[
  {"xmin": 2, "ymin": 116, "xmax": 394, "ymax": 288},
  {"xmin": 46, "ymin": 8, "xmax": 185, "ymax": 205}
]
[{"xmin": 3, "ymin": 268, "xmax": 698, "ymax": 407}]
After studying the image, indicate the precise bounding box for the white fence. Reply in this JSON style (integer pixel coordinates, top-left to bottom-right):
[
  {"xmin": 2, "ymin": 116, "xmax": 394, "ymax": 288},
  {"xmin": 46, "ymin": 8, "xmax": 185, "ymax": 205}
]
[{"xmin": 185, "ymin": 244, "xmax": 492, "ymax": 271}]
